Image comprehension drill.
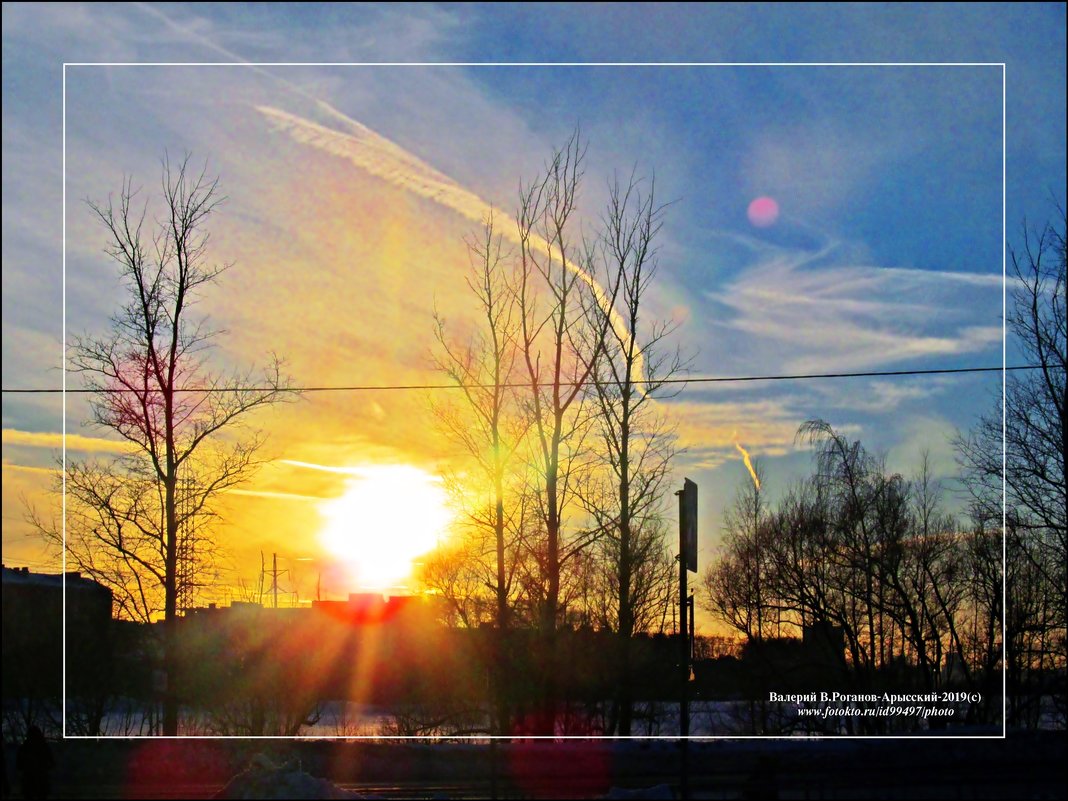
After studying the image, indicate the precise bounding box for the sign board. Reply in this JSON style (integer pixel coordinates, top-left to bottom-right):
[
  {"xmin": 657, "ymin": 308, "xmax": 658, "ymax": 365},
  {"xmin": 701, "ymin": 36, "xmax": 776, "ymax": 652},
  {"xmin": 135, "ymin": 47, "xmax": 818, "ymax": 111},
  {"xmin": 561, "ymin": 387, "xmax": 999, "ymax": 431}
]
[{"xmin": 679, "ymin": 478, "xmax": 698, "ymax": 573}]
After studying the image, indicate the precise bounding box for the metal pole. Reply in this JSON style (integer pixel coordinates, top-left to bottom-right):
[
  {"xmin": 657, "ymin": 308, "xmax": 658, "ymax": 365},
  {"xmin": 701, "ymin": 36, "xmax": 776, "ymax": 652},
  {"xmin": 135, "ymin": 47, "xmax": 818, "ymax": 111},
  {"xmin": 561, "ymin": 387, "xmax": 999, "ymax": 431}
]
[
  {"xmin": 680, "ymin": 551, "xmax": 689, "ymax": 737},
  {"xmin": 688, "ymin": 594, "xmax": 695, "ymax": 661},
  {"xmin": 677, "ymin": 489, "xmax": 690, "ymax": 801}
]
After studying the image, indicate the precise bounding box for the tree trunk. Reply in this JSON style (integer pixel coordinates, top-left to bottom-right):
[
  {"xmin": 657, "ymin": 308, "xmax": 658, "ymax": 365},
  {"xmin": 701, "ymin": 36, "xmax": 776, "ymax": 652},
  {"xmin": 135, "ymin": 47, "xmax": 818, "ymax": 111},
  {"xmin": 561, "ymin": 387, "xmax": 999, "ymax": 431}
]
[
  {"xmin": 539, "ymin": 463, "xmax": 560, "ymax": 736},
  {"xmin": 493, "ymin": 467, "xmax": 509, "ymax": 736},
  {"xmin": 617, "ymin": 414, "xmax": 634, "ymax": 736},
  {"xmin": 163, "ymin": 472, "xmax": 179, "ymax": 736}
]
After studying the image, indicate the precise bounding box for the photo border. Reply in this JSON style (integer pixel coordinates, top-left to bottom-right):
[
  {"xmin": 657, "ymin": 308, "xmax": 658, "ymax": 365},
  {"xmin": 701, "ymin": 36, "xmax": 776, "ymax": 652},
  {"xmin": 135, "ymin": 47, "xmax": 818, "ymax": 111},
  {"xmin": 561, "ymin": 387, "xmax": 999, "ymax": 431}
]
[{"xmin": 61, "ymin": 61, "xmax": 1009, "ymax": 741}]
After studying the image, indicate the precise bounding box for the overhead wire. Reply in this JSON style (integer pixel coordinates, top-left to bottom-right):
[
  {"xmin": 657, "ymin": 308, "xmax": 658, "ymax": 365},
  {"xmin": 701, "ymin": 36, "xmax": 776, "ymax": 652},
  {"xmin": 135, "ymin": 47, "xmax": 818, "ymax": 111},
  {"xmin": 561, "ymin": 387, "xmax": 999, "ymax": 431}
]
[{"xmin": 0, "ymin": 364, "xmax": 1046, "ymax": 395}]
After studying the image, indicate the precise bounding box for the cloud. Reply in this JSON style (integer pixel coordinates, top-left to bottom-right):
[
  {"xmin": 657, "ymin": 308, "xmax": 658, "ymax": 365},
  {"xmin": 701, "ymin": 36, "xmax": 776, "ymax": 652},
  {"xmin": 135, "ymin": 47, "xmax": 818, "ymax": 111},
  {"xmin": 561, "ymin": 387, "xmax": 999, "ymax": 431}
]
[
  {"xmin": 886, "ymin": 415, "xmax": 961, "ymax": 480},
  {"xmin": 806, "ymin": 376, "xmax": 955, "ymax": 414},
  {"xmin": 1, "ymin": 428, "xmax": 132, "ymax": 454},
  {"xmin": 226, "ymin": 488, "xmax": 324, "ymax": 502},
  {"xmin": 706, "ymin": 244, "xmax": 1002, "ymax": 372},
  {"xmin": 259, "ymin": 105, "xmax": 488, "ymax": 223},
  {"xmin": 2, "ymin": 460, "xmax": 58, "ymax": 476},
  {"xmin": 279, "ymin": 459, "xmax": 367, "ymax": 476},
  {"xmin": 255, "ymin": 102, "xmax": 644, "ymax": 383},
  {"xmin": 666, "ymin": 397, "xmax": 815, "ymax": 470}
]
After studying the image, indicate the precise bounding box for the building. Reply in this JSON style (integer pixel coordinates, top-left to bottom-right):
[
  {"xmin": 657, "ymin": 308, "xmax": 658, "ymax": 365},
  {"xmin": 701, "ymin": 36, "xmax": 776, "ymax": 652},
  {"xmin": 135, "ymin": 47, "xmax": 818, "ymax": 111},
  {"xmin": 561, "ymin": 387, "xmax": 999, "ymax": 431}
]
[{"xmin": 1, "ymin": 565, "xmax": 114, "ymax": 705}]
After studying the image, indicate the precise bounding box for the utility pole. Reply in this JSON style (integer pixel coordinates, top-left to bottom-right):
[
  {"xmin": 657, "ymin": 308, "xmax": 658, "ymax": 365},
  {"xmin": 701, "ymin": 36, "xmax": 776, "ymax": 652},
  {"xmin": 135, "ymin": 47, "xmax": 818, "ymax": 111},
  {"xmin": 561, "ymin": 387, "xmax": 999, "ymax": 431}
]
[{"xmin": 262, "ymin": 552, "xmax": 288, "ymax": 609}]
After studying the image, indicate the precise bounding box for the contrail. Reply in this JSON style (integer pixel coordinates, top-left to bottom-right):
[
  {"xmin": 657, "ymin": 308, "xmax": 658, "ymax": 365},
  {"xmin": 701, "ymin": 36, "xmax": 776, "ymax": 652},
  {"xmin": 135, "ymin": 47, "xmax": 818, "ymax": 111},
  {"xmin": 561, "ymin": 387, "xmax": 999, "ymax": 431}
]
[
  {"xmin": 257, "ymin": 105, "xmax": 490, "ymax": 220},
  {"xmin": 127, "ymin": 5, "xmax": 643, "ymax": 382},
  {"xmin": 256, "ymin": 104, "xmax": 643, "ymax": 383},
  {"xmin": 228, "ymin": 488, "xmax": 324, "ymax": 502},
  {"xmin": 734, "ymin": 441, "xmax": 761, "ymax": 491},
  {"xmin": 279, "ymin": 459, "xmax": 366, "ymax": 475}
]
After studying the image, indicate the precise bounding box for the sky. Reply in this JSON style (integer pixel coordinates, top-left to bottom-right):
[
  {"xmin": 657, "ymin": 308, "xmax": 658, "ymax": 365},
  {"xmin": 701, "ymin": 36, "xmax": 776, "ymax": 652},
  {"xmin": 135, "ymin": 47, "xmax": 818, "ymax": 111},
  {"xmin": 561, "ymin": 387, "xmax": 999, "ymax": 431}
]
[{"xmin": 2, "ymin": 3, "xmax": 1066, "ymax": 626}]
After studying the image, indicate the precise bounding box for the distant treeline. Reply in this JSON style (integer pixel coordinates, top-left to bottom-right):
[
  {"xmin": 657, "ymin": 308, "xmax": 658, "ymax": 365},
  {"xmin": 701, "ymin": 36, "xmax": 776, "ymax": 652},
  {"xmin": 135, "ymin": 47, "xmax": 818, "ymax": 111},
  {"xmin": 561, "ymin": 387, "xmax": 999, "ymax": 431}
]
[
  {"xmin": 701, "ymin": 418, "xmax": 1065, "ymax": 733},
  {"xmin": 4, "ymin": 582, "xmax": 1037, "ymax": 738}
]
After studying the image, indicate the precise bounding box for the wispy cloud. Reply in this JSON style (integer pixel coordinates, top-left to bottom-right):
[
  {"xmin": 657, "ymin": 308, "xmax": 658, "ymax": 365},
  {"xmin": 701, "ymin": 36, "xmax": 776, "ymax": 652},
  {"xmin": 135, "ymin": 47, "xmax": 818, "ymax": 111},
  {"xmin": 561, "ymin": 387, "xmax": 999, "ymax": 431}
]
[
  {"xmin": 2, "ymin": 460, "xmax": 58, "ymax": 476},
  {"xmin": 667, "ymin": 397, "xmax": 817, "ymax": 470},
  {"xmin": 279, "ymin": 459, "xmax": 367, "ymax": 475},
  {"xmin": 227, "ymin": 488, "xmax": 324, "ymax": 502},
  {"xmin": 806, "ymin": 376, "xmax": 956, "ymax": 414},
  {"xmin": 259, "ymin": 105, "xmax": 488, "ymax": 222},
  {"xmin": 256, "ymin": 102, "xmax": 643, "ymax": 382},
  {"xmin": 706, "ymin": 244, "xmax": 1002, "ymax": 373},
  {"xmin": 2, "ymin": 428, "xmax": 132, "ymax": 454}
]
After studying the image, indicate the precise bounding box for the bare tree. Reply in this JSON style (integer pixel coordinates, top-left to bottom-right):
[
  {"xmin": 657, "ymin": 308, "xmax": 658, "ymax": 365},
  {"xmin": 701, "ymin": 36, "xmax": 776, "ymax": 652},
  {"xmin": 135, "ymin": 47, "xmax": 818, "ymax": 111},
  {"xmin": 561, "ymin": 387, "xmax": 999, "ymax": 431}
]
[
  {"xmin": 580, "ymin": 173, "xmax": 682, "ymax": 734},
  {"xmin": 429, "ymin": 212, "xmax": 536, "ymax": 733},
  {"xmin": 427, "ymin": 135, "xmax": 683, "ymax": 734},
  {"xmin": 796, "ymin": 419, "xmax": 884, "ymax": 680},
  {"xmin": 514, "ymin": 131, "xmax": 622, "ymax": 630},
  {"xmin": 701, "ymin": 424, "xmax": 1011, "ymax": 732},
  {"xmin": 701, "ymin": 461, "xmax": 773, "ymax": 642},
  {"xmin": 35, "ymin": 153, "xmax": 291, "ymax": 736},
  {"xmin": 431, "ymin": 213, "xmax": 526, "ymax": 634},
  {"xmin": 418, "ymin": 536, "xmax": 497, "ymax": 629},
  {"xmin": 958, "ymin": 209, "xmax": 1066, "ymax": 726},
  {"xmin": 513, "ymin": 131, "xmax": 619, "ymax": 733}
]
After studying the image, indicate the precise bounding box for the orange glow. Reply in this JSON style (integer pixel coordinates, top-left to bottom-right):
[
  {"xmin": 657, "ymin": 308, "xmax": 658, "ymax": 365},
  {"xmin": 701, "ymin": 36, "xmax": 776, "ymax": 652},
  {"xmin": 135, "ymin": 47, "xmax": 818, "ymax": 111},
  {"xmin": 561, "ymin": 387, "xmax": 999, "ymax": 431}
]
[{"xmin": 318, "ymin": 465, "xmax": 453, "ymax": 591}]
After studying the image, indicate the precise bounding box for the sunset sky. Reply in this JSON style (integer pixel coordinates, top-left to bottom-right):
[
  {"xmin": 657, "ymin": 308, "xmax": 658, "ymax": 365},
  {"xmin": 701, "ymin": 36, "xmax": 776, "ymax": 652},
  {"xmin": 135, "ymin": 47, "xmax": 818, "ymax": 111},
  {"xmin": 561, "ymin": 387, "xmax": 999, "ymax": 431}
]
[{"xmin": 2, "ymin": 4, "xmax": 1065, "ymax": 625}]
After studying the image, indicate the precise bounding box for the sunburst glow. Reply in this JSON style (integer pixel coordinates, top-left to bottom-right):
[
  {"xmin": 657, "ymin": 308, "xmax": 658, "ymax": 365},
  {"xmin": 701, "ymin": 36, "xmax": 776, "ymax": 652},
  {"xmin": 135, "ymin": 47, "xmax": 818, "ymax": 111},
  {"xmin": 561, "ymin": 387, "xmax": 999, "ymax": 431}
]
[{"xmin": 319, "ymin": 465, "xmax": 453, "ymax": 591}]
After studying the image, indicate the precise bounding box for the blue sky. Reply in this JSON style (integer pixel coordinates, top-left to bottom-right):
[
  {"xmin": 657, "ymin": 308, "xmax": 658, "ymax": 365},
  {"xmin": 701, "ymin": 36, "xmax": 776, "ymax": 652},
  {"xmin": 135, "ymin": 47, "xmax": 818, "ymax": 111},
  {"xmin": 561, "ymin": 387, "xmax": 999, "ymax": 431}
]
[{"xmin": 2, "ymin": 3, "xmax": 1065, "ymax": 598}]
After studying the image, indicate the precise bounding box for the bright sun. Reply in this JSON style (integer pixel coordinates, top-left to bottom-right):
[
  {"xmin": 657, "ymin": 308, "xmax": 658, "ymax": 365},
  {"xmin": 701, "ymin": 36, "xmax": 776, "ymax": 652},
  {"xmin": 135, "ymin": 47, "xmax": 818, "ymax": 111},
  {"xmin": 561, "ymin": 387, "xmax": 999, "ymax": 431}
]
[{"xmin": 319, "ymin": 465, "xmax": 453, "ymax": 591}]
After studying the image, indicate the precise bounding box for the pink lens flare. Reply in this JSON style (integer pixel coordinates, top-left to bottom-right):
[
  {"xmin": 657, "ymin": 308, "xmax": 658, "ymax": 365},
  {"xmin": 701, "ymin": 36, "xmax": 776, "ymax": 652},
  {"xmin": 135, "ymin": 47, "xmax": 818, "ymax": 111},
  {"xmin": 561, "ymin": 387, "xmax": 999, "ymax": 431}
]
[{"xmin": 747, "ymin": 196, "xmax": 780, "ymax": 227}]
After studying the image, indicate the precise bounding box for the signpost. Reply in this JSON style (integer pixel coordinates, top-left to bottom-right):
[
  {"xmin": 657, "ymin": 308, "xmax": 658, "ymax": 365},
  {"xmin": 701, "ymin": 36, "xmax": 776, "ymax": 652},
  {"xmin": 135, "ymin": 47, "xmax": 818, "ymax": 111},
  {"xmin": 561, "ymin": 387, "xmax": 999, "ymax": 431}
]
[{"xmin": 680, "ymin": 478, "xmax": 698, "ymax": 573}]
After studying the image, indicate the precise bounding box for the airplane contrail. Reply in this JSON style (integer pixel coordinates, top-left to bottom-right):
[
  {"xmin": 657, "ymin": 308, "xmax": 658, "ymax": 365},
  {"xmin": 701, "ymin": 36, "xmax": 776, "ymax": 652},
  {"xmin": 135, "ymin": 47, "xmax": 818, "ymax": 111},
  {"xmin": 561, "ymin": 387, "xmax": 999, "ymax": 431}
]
[
  {"xmin": 256, "ymin": 103, "xmax": 643, "ymax": 384},
  {"xmin": 130, "ymin": 2, "xmax": 644, "ymax": 384},
  {"xmin": 734, "ymin": 441, "xmax": 761, "ymax": 491}
]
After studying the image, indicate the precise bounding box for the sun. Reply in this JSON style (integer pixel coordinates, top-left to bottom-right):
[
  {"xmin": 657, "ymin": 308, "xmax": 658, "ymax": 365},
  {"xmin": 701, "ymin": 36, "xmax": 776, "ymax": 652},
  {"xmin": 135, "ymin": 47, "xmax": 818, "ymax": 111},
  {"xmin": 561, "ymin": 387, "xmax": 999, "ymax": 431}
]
[{"xmin": 319, "ymin": 465, "xmax": 453, "ymax": 591}]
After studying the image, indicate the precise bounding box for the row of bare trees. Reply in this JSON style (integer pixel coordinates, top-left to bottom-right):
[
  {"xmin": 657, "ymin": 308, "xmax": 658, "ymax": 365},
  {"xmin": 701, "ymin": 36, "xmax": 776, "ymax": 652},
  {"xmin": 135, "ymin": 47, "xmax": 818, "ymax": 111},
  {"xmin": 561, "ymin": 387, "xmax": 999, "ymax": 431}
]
[
  {"xmin": 425, "ymin": 132, "xmax": 684, "ymax": 735},
  {"xmin": 703, "ymin": 426, "xmax": 1005, "ymax": 731}
]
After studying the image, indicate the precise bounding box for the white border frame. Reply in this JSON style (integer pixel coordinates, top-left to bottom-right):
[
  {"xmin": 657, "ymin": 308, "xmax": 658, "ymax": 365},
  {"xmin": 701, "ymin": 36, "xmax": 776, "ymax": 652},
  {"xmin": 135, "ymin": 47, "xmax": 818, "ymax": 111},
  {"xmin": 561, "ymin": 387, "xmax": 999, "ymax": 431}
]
[{"xmin": 61, "ymin": 61, "xmax": 1008, "ymax": 741}]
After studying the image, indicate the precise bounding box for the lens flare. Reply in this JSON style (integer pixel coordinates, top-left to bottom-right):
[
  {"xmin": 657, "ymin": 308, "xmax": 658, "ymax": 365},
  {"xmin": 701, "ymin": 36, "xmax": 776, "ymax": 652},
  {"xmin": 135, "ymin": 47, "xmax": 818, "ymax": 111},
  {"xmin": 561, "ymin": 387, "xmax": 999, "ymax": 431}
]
[{"xmin": 747, "ymin": 196, "xmax": 780, "ymax": 227}]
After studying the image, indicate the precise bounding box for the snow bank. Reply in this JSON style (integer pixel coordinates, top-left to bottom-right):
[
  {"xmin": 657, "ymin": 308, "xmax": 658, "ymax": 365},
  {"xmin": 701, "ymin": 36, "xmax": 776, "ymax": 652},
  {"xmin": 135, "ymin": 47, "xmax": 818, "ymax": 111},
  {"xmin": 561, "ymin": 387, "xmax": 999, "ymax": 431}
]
[{"xmin": 214, "ymin": 754, "xmax": 369, "ymax": 800}]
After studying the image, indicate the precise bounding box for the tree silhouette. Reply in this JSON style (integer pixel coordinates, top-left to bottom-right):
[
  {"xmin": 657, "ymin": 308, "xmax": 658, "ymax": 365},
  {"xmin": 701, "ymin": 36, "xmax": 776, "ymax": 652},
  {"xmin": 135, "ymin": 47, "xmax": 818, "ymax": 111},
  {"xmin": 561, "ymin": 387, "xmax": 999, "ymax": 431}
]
[
  {"xmin": 35, "ymin": 153, "xmax": 291, "ymax": 736},
  {"xmin": 429, "ymin": 212, "xmax": 530, "ymax": 733},
  {"xmin": 581, "ymin": 172, "xmax": 682, "ymax": 734},
  {"xmin": 958, "ymin": 209, "xmax": 1066, "ymax": 727}
]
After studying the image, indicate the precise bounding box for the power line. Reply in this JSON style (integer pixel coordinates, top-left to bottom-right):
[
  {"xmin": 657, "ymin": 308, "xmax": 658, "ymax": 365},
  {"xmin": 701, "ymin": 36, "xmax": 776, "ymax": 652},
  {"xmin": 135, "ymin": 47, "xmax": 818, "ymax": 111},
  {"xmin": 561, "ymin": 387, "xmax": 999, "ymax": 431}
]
[{"xmin": 0, "ymin": 364, "xmax": 1047, "ymax": 395}]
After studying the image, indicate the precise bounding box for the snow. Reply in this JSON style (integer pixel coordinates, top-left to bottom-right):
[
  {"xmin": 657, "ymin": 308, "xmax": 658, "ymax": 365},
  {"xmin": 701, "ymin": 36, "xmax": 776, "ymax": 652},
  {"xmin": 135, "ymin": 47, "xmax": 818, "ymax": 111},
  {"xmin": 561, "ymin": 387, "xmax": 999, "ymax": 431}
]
[{"xmin": 214, "ymin": 754, "xmax": 376, "ymax": 800}]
